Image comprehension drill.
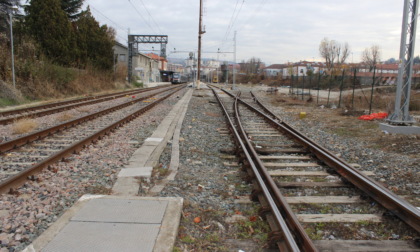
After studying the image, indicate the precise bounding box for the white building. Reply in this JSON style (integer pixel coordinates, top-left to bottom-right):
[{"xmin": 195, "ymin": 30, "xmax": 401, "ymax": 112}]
[{"xmin": 113, "ymin": 42, "xmax": 160, "ymax": 83}]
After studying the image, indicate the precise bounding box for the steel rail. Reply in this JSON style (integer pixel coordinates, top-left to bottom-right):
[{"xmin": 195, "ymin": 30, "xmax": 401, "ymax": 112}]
[
  {"xmin": 233, "ymin": 93, "xmax": 318, "ymax": 251},
  {"xmin": 0, "ymin": 86, "xmax": 181, "ymax": 154},
  {"xmin": 0, "ymin": 86, "xmax": 184, "ymax": 194},
  {"xmin": 210, "ymin": 87, "xmax": 303, "ymax": 252},
  {"xmin": 0, "ymin": 86, "xmax": 169, "ymax": 125},
  {"xmin": 242, "ymin": 90, "xmax": 420, "ymax": 233},
  {"xmin": 0, "ymin": 85, "xmax": 168, "ymax": 117}
]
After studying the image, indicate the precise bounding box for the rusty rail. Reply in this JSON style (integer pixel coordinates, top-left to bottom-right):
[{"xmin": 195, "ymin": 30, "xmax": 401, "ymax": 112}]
[
  {"xmin": 0, "ymin": 86, "xmax": 184, "ymax": 194},
  {"xmin": 244, "ymin": 90, "xmax": 420, "ymax": 233},
  {"xmin": 211, "ymin": 87, "xmax": 309, "ymax": 251},
  {"xmin": 0, "ymin": 86, "xmax": 179, "ymax": 154},
  {"xmin": 0, "ymin": 85, "xmax": 169, "ymax": 124}
]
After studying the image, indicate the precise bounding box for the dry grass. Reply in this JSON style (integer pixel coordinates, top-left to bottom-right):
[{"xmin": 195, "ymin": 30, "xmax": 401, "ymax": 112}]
[
  {"xmin": 76, "ymin": 107, "xmax": 91, "ymax": 113},
  {"xmin": 12, "ymin": 118, "xmax": 39, "ymax": 134},
  {"xmin": 56, "ymin": 112, "xmax": 75, "ymax": 122}
]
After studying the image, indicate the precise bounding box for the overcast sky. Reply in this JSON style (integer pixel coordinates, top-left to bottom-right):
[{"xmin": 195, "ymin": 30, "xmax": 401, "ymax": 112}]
[{"xmin": 84, "ymin": 0, "xmax": 419, "ymax": 65}]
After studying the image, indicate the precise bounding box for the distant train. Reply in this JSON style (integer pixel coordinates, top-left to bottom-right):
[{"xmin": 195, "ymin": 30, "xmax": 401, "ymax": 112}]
[{"xmin": 171, "ymin": 73, "xmax": 188, "ymax": 84}]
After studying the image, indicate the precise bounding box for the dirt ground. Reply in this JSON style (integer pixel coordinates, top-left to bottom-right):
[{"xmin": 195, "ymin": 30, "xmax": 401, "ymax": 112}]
[{"xmin": 255, "ymin": 87, "xmax": 420, "ymax": 159}]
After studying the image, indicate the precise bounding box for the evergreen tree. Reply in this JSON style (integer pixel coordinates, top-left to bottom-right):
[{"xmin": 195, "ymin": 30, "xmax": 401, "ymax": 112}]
[
  {"xmin": 0, "ymin": 0, "xmax": 19, "ymax": 36},
  {"xmin": 61, "ymin": 0, "xmax": 84, "ymax": 21},
  {"xmin": 25, "ymin": 0, "xmax": 76, "ymax": 66},
  {"xmin": 75, "ymin": 7, "xmax": 114, "ymax": 70}
]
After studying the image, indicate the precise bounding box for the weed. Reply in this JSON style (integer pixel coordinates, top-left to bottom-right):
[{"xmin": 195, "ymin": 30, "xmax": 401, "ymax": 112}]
[
  {"xmin": 204, "ymin": 232, "xmax": 221, "ymax": 243},
  {"xmin": 0, "ymin": 98, "xmax": 19, "ymax": 107},
  {"xmin": 12, "ymin": 118, "xmax": 38, "ymax": 134},
  {"xmin": 85, "ymin": 185, "xmax": 112, "ymax": 194},
  {"xmin": 76, "ymin": 107, "xmax": 91, "ymax": 113},
  {"xmin": 133, "ymin": 76, "xmax": 143, "ymax": 88},
  {"xmin": 357, "ymin": 220, "xmax": 371, "ymax": 226},
  {"xmin": 180, "ymin": 235, "xmax": 195, "ymax": 244},
  {"xmin": 56, "ymin": 112, "xmax": 75, "ymax": 122},
  {"xmin": 235, "ymin": 216, "xmax": 269, "ymax": 242},
  {"xmin": 158, "ymin": 167, "xmax": 169, "ymax": 177}
]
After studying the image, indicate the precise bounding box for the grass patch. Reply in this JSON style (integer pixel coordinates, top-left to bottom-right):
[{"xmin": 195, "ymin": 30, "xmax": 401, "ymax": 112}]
[
  {"xmin": 180, "ymin": 235, "xmax": 195, "ymax": 244},
  {"xmin": 12, "ymin": 118, "xmax": 38, "ymax": 134},
  {"xmin": 0, "ymin": 98, "xmax": 20, "ymax": 107},
  {"xmin": 235, "ymin": 218, "xmax": 269, "ymax": 242}
]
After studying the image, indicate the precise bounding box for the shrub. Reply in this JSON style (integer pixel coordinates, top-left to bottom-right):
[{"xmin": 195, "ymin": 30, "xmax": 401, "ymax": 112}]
[{"xmin": 12, "ymin": 118, "xmax": 38, "ymax": 134}]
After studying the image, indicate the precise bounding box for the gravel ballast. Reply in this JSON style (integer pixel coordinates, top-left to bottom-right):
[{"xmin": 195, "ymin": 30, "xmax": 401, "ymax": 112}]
[{"xmin": 0, "ymin": 85, "xmax": 418, "ymax": 251}]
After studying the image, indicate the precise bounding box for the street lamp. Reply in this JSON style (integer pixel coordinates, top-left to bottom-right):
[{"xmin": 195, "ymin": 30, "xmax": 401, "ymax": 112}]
[{"xmin": 9, "ymin": 6, "xmax": 17, "ymax": 88}]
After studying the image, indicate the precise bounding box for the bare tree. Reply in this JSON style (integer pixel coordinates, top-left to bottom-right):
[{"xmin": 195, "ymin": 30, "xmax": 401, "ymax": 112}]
[
  {"xmin": 319, "ymin": 37, "xmax": 351, "ymax": 73},
  {"xmin": 362, "ymin": 44, "xmax": 381, "ymax": 71},
  {"xmin": 241, "ymin": 57, "xmax": 262, "ymax": 75},
  {"xmin": 339, "ymin": 42, "xmax": 350, "ymax": 64}
]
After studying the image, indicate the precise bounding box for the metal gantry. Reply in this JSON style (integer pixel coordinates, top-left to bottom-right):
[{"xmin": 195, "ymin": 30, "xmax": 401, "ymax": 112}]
[
  {"xmin": 387, "ymin": 0, "xmax": 419, "ymax": 125},
  {"xmin": 128, "ymin": 35, "xmax": 168, "ymax": 83}
]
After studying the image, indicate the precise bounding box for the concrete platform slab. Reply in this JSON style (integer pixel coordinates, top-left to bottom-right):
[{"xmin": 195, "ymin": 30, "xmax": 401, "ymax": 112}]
[
  {"xmin": 71, "ymin": 198, "xmax": 167, "ymax": 223},
  {"xmin": 145, "ymin": 137, "xmax": 163, "ymax": 142},
  {"xmin": 113, "ymin": 89, "xmax": 193, "ymax": 196},
  {"xmin": 118, "ymin": 167, "xmax": 154, "ymax": 177},
  {"xmin": 24, "ymin": 195, "xmax": 183, "ymax": 252},
  {"xmin": 42, "ymin": 222, "xmax": 160, "ymax": 252}
]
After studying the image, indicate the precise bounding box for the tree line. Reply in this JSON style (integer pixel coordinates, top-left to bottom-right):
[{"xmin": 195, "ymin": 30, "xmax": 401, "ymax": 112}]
[{"xmin": 1, "ymin": 0, "xmax": 114, "ymax": 71}]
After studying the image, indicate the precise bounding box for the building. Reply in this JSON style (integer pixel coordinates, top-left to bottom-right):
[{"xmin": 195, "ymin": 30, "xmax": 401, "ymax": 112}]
[
  {"xmin": 145, "ymin": 53, "xmax": 168, "ymax": 71},
  {"xmin": 262, "ymin": 64, "xmax": 287, "ymax": 77},
  {"xmin": 133, "ymin": 53, "xmax": 160, "ymax": 83},
  {"xmin": 263, "ymin": 62, "xmax": 325, "ymax": 78},
  {"xmin": 113, "ymin": 42, "xmax": 160, "ymax": 83},
  {"xmin": 113, "ymin": 42, "xmax": 128, "ymax": 65}
]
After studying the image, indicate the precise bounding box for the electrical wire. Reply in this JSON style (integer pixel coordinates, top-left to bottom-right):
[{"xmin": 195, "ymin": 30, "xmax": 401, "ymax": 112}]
[
  {"xmin": 90, "ymin": 5, "xmax": 128, "ymax": 33},
  {"xmin": 136, "ymin": 0, "xmax": 162, "ymax": 33},
  {"xmin": 221, "ymin": 0, "xmax": 241, "ymax": 45},
  {"xmin": 235, "ymin": 0, "xmax": 267, "ymax": 32},
  {"xmin": 218, "ymin": 0, "xmax": 245, "ymax": 53},
  {"xmin": 127, "ymin": 0, "xmax": 154, "ymax": 31}
]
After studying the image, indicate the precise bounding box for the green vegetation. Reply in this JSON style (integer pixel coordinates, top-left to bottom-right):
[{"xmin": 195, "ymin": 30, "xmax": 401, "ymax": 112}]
[
  {"xmin": 0, "ymin": 0, "xmax": 123, "ymax": 105},
  {"xmin": 133, "ymin": 77, "xmax": 143, "ymax": 88},
  {"xmin": 0, "ymin": 97, "xmax": 18, "ymax": 106}
]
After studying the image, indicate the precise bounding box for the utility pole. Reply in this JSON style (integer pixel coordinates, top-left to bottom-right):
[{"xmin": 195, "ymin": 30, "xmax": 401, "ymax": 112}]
[
  {"xmin": 233, "ymin": 31, "xmax": 237, "ymax": 90},
  {"xmin": 197, "ymin": 0, "xmax": 205, "ymax": 89}
]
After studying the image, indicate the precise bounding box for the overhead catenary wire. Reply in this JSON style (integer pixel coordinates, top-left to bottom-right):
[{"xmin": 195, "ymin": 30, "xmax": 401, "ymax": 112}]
[
  {"xmin": 90, "ymin": 5, "xmax": 128, "ymax": 32},
  {"xmin": 219, "ymin": 0, "xmax": 243, "ymax": 49},
  {"xmin": 129, "ymin": 0, "xmax": 178, "ymax": 57},
  {"xmin": 222, "ymin": 0, "xmax": 244, "ymax": 44},
  {"xmin": 88, "ymin": 5, "xmax": 128, "ymax": 43},
  {"xmin": 127, "ymin": 0, "xmax": 155, "ymax": 31},
  {"xmin": 136, "ymin": 0, "xmax": 163, "ymax": 34},
  {"xmin": 235, "ymin": 0, "xmax": 267, "ymax": 31}
]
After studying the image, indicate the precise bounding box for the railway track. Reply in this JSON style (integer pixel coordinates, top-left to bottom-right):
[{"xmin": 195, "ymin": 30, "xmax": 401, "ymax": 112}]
[
  {"xmin": 0, "ymin": 85, "xmax": 169, "ymax": 125},
  {"xmin": 0, "ymin": 85, "xmax": 185, "ymax": 194},
  {"xmin": 210, "ymin": 85, "xmax": 419, "ymax": 252}
]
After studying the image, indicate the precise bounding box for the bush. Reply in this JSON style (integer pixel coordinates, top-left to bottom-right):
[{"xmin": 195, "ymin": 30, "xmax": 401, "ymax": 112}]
[{"xmin": 133, "ymin": 77, "xmax": 143, "ymax": 88}]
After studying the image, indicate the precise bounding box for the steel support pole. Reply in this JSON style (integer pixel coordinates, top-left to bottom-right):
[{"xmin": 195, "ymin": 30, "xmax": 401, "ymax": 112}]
[
  {"xmin": 128, "ymin": 36, "xmax": 133, "ymax": 84},
  {"xmin": 197, "ymin": 0, "xmax": 204, "ymax": 88},
  {"xmin": 388, "ymin": 0, "xmax": 418, "ymax": 125},
  {"xmin": 233, "ymin": 31, "xmax": 237, "ymax": 90},
  {"xmin": 9, "ymin": 11, "xmax": 15, "ymax": 88},
  {"xmin": 369, "ymin": 67, "xmax": 376, "ymax": 114}
]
